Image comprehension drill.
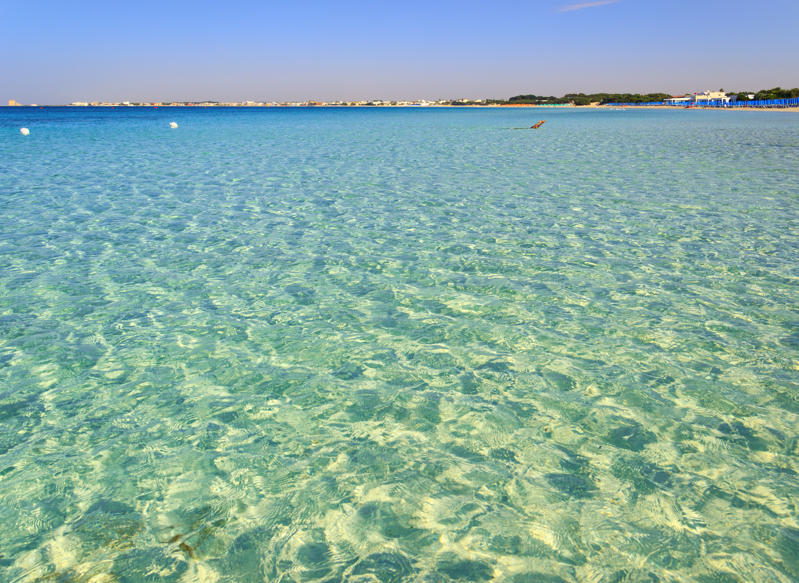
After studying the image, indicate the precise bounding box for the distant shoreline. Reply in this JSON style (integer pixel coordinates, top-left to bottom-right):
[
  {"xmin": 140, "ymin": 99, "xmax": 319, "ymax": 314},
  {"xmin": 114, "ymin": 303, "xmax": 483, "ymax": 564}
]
[
  {"xmin": 581, "ymin": 104, "xmax": 799, "ymax": 112},
  {"xmin": 497, "ymin": 104, "xmax": 799, "ymax": 112},
  {"xmin": 3, "ymin": 104, "xmax": 798, "ymax": 112}
]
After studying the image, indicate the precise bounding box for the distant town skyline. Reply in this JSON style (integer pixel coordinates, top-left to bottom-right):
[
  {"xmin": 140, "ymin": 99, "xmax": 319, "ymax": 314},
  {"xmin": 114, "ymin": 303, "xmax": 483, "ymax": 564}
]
[{"xmin": 2, "ymin": 0, "xmax": 797, "ymax": 104}]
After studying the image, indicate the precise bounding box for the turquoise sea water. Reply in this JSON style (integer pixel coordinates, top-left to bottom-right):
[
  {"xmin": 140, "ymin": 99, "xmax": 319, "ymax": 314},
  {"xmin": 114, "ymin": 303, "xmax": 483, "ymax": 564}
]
[{"xmin": 1, "ymin": 106, "xmax": 798, "ymax": 582}]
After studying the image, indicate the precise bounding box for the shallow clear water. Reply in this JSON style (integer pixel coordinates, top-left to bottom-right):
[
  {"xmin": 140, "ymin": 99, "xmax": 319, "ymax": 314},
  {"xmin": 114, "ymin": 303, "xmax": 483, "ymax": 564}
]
[{"xmin": 1, "ymin": 106, "xmax": 798, "ymax": 582}]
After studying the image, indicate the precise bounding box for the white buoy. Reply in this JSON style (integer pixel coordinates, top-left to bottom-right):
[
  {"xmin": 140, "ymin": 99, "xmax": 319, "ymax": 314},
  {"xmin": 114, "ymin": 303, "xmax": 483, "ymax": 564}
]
[
  {"xmin": 20, "ymin": 127, "xmax": 30, "ymax": 136},
  {"xmin": 169, "ymin": 122, "xmax": 178, "ymax": 129}
]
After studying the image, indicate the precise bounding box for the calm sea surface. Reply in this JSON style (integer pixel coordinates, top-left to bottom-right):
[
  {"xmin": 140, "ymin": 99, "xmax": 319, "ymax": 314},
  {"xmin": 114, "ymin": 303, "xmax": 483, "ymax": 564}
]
[{"xmin": 1, "ymin": 107, "xmax": 798, "ymax": 582}]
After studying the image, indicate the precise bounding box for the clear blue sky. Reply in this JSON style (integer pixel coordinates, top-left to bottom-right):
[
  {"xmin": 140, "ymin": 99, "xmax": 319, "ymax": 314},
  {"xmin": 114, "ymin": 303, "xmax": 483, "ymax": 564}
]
[{"xmin": 2, "ymin": 0, "xmax": 797, "ymax": 103}]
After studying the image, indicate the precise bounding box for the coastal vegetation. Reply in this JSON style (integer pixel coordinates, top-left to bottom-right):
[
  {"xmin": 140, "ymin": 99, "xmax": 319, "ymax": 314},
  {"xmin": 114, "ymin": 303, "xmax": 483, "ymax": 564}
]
[
  {"xmin": 730, "ymin": 87, "xmax": 799, "ymax": 101},
  {"xmin": 504, "ymin": 87, "xmax": 799, "ymax": 105},
  {"xmin": 506, "ymin": 93, "xmax": 671, "ymax": 105}
]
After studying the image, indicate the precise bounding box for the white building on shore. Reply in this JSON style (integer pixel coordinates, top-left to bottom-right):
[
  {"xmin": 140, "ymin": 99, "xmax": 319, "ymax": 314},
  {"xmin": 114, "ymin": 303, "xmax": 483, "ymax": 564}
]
[
  {"xmin": 665, "ymin": 91, "xmax": 733, "ymax": 106},
  {"xmin": 693, "ymin": 91, "xmax": 732, "ymax": 104},
  {"xmin": 664, "ymin": 95, "xmax": 692, "ymax": 105}
]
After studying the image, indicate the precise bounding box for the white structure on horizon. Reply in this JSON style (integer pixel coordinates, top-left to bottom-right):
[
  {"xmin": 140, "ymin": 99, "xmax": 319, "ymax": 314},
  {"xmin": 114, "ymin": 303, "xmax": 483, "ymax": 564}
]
[
  {"xmin": 666, "ymin": 91, "xmax": 732, "ymax": 106},
  {"xmin": 664, "ymin": 95, "xmax": 692, "ymax": 105},
  {"xmin": 694, "ymin": 91, "xmax": 731, "ymax": 104}
]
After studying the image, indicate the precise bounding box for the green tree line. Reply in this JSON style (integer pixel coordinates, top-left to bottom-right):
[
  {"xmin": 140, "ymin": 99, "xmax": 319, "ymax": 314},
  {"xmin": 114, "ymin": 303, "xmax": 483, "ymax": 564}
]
[
  {"xmin": 506, "ymin": 87, "xmax": 799, "ymax": 104},
  {"xmin": 507, "ymin": 93, "xmax": 670, "ymax": 105},
  {"xmin": 728, "ymin": 87, "xmax": 799, "ymax": 101}
]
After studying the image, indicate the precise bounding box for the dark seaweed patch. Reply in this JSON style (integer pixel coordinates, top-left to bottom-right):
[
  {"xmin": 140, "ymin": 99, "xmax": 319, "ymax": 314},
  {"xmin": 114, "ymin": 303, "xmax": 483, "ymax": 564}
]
[
  {"xmin": 545, "ymin": 473, "xmax": 596, "ymax": 498},
  {"xmin": 333, "ymin": 362, "xmax": 365, "ymax": 380},
  {"xmin": 611, "ymin": 455, "xmax": 671, "ymax": 494},
  {"xmin": 717, "ymin": 421, "xmax": 768, "ymax": 451},
  {"xmin": 218, "ymin": 528, "xmax": 268, "ymax": 577},
  {"xmin": 504, "ymin": 398, "xmax": 537, "ymax": 419},
  {"xmin": 477, "ymin": 360, "xmax": 512, "ymax": 373},
  {"xmin": 555, "ymin": 446, "xmax": 590, "ymax": 474},
  {"xmin": 284, "ymin": 284, "xmax": 315, "ymax": 305},
  {"xmin": 416, "ymin": 392, "xmax": 442, "ymax": 424},
  {"xmin": 214, "ymin": 410, "xmax": 238, "ymax": 424},
  {"xmin": 695, "ymin": 572, "xmax": 741, "ymax": 583},
  {"xmin": 297, "ymin": 542, "xmax": 331, "ymax": 566},
  {"xmin": 357, "ymin": 503, "xmax": 422, "ymax": 539},
  {"xmin": 112, "ymin": 548, "xmax": 187, "ymax": 582},
  {"xmin": 512, "ymin": 574, "xmax": 569, "ymax": 583},
  {"xmin": 490, "ymin": 447, "xmax": 518, "ymax": 463},
  {"xmin": 489, "ymin": 534, "xmax": 522, "ymax": 555},
  {"xmin": 447, "ymin": 444, "xmax": 485, "ymax": 462},
  {"xmin": 0, "ymin": 395, "xmax": 42, "ymax": 422},
  {"xmin": 435, "ymin": 554, "xmax": 493, "ymax": 581},
  {"xmin": 697, "ymin": 485, "xmax": 778, "ymax": 518},
  {"xmin": 777, "ymin": 527, "xmax": 799, "ymax": 577},
  {"xmin": 352, "ymin": 552, "xmax": 414, "ymax": 583},
  {"xmin": 780, "ymin": 331, "xmax": 799, "ymax": 348},
  {"xmin": 542, "ymin": 369, "xmax": 576, "ymax": 391},
  {"xmin": 72, "ymin": 500, "xmax": 142, "ymax": 548},
  {"xmin": 347, "ymin": 389, "xmax": 390, "ymax": 420},
  {"xmin": 459, "ymin": 372, "xmax": 479, "ymax": 394},
  {"xmin": 605, "ymin": 422, "xmax": 656, "ymax": 451},
  {"xmin": 358, "ymin": 502, "xmax": 379, "ymax": 520}
]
